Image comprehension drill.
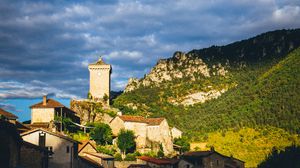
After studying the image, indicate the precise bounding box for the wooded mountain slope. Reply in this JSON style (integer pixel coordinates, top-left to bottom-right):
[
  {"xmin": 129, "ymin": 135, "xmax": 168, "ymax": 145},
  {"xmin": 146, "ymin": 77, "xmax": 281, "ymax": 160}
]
[{"xmin": 113, "ymin": 29, "xmax": 300, "ymax": 137}]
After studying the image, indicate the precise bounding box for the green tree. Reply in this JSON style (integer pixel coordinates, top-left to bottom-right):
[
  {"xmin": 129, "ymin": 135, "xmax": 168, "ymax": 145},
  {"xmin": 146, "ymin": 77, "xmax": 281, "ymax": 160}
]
[
  {"xmin": 90, "ymin": 123, "xmax": 113, "ymax": 145},
  {"xmin": 117, "ymin": 129, "xmax": 136, "ymax": 158},
  {"xmin": 174, "ymin": 136, "xmax": 190, "ymax": 153},
  {"xmin": 87, "ymin": 92, "xmax": 92, "ymax": 99},
  {"xmin": 103, "ymin": 94, "xmax": 109, "ymax": 102}
]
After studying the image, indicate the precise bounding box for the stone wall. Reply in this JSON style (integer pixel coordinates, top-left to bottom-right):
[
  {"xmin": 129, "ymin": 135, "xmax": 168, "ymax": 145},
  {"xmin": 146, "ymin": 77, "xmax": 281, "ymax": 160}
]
[
  {"xmin": 31, "ymin": 108, "xmax": 54, "ymax": 123},
  {"xmin": 20, "ymin": 144, "xmax": 46, "ymax": 168}
]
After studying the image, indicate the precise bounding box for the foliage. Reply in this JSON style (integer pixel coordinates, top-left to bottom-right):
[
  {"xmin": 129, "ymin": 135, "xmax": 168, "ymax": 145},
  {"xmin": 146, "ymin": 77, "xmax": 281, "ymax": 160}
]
[
  {"xmin": 89, "ymin": 123, "xmax": 113, "ymax": 145},
  {"xmin": 117, "ymin": 129, "xmax": 136, "ymax": 154},
  {"xmin": 71, "ymin": 131, "xmax": 89, "ymax": 142},
  {"xmin": 103, "ymin": 93, "xmax": 109, "ymax": 102},
  {"xmin": 114, "ymin": 153, "xmax": 122, "ymax": 161},
  {"xmin": 258, "ymin": 145, "xmax": 300, "ymax": 168},
  {"xmin": 54, "ymin": 116, "xmax": 77, "ymax": 133},
  {"xmin": 157, "ymin": 144, "xmax": 164, "ymax": 158},
  {"xmin": 143, "ymin": 151, "xmax": 157, "ymax": 157},
  {"xmin": 124, "ymin": 153, "xmax": 137, "ymax": 161},
  {"xmin": 113, "ymin": 30, "xmax": 300, "ymax": 167},
  {"xmin": 113, "ymin": 47, "xmax": 300, "ymax": 136},
  {"xmin": 87, "ymin": 92, "xmax": 92, "ymax": 99},
  {"xmin": 205, "ymin": 127, "xmax": 300, "ymax": 167},
  {"xmin": 174, "ymin": 136, "xmax": 190, "ymax": 153},
  {"xmin": 96, "ymin": 145, "xmax": 116, "ymax": 156}
]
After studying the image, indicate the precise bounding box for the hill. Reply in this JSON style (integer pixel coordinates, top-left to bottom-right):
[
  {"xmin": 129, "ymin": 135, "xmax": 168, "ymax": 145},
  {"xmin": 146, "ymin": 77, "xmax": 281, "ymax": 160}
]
[
  {"xmin": 112, "ymin": 29, "xmax": 300, "ymax": 167},
  {"xmin": 113, "ymin": 28, "xmax": 300, "ymax": 134}
]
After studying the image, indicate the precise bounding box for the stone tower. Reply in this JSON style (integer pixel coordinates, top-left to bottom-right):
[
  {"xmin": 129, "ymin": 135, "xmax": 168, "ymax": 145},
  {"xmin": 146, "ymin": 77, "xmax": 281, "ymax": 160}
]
[{"xmin": 88, "ymin": 57, "xmax": 112, "ymax": 104}]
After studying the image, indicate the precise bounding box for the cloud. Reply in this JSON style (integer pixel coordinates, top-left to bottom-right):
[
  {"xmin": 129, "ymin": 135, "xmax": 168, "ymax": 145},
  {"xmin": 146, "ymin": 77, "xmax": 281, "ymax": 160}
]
[
  {"xmin": 0, "ymin": 0, "xmax": 299, "ymax": 99},
  {"xmin": 0, "ymin": 80, "xmax": 79, "ymax": 99},
  {"xmin": 0, "ymin": 102, "xmax": 19, "ymax": 112}
]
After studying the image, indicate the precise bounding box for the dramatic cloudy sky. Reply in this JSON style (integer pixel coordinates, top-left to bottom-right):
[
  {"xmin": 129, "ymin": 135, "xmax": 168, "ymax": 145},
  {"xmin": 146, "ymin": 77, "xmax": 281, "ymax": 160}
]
[{"xmin": 0, "ymin": 0, "xmax": 300, "ymax": 119}]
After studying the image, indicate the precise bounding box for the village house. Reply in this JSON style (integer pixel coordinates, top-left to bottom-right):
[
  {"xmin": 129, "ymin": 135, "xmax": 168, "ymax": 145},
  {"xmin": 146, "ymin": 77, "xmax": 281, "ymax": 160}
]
[
  {"xmin": 20, "ymin": 141, "xmax": 51, "ymax": 168},
  {"xmin": 29, "ymin": 95, "xmax": 80, "ymax": 131},
  {"xmin": 109, "ymin": 115, "xmax": 175, "ymax": 155},
  {"xmin": 78, "ymin": 140, "xmax": 114, "ymax": 168},
  {"xmin": 0, "ymin": 108, "xmax": 31, "ymax": 133},
  {"xmin": 178, "ymin": 150, "xmax": 245, "ymax": 168},
  {"xmin": 0, "ymin": 118, "xmax": 22, "ymax": 168},
  {"xmin": 21, "ymin": 128, "xmax": 80, "ymax": 168}
]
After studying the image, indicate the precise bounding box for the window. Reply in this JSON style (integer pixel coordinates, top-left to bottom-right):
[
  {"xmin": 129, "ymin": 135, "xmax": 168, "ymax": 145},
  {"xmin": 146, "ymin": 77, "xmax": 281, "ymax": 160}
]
[
  {"xmin": 217, "ymin": 160, "xmax": 219, "ymax": 165},
  {"xmin": 66, "ymin": 146, "xmax": 70, "ymax": 153}
]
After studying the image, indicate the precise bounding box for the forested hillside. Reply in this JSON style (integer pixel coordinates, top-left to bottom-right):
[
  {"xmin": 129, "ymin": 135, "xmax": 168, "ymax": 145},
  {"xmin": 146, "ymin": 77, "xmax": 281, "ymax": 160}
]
[
  {"xmin": 112, "ymin": 29, "xmax": 300, "ymax": 167},
  {"xmin": 113, "ymin": 29, "xmax": 300, "ymax": 134}
]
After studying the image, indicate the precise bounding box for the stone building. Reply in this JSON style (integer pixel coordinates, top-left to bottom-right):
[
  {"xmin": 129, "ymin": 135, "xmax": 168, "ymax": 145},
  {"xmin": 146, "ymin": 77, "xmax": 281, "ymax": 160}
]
[
  {"xmin": 20, "ymin": 141, "xmax": 50, "ymax": 168},
  {"xmin": 178, "ymin": 150, "xmax": 245, "ymax": 168},
  {"xmin": 21, "ymin": 128, "xmax": 80, "ymax": 168},
  {"xmin": 0, "ymin": 108, "xmax": 30, "ymax": 133},
  {"xmin": 78, "ymin": 140, "xmax": 114, "ymax": 168},
  {"xmin": 109, "ymin": 115, "xmax": 174, "ymax": 155},
  {"xmin": 30, "ymin": 95, "xmax": 80, "ymax": 131},
  {"xmin": 88, "ymin": 57, "xmax": 112, "ymax": 104},
  {"xmin": 0, "ymin": 119, "xmax": 22, "ymax": 168}
]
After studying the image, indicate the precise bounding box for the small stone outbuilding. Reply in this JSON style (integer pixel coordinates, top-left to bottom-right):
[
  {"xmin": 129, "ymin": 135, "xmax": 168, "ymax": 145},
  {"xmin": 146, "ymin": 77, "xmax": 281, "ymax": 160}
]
[
  {"xmin": 178, "ymin": 150, "xmax": 245, "ymax": 168},
  {"xmin": 110, "ymin": 115, "xmax": 174, "ymax": 155}
]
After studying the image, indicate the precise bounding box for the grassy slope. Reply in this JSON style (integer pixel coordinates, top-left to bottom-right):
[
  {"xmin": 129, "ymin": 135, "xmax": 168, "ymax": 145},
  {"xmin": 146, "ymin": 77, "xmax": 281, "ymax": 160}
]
[{"xmin": 206, "ymin": 127, "xmax": 300, "ymax": 167}]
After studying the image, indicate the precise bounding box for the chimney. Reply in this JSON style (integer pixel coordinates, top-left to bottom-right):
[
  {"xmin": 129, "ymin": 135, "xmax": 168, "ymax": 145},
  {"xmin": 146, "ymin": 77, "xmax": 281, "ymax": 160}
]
[{"xmin": 43, "ymin": 95, "xmax": 47, "ymax": 105}]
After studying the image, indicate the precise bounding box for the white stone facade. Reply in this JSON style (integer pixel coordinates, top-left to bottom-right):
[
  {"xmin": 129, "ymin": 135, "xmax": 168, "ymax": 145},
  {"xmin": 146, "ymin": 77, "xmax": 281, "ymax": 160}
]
[{"xmin": 109, "ymin": 116, "xmax": 174, "ymax": 155}]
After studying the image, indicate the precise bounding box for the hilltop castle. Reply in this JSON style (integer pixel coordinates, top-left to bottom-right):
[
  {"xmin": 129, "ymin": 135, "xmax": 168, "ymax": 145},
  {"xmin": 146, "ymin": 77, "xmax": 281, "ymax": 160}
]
[{"xmin": 88, "ymin": 57, "xmax": 112, "ymax": 104}]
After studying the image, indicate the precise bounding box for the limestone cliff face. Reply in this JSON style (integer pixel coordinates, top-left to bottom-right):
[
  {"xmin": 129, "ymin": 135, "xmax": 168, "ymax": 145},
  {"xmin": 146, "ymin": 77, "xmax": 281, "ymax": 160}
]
[
  {"xmin": 70, "ymin": 99, "xmax": 117, "ymax": 125},
  {"xmin": 124, "ymin": 51, "xmax": 229, "ymax": 105}
]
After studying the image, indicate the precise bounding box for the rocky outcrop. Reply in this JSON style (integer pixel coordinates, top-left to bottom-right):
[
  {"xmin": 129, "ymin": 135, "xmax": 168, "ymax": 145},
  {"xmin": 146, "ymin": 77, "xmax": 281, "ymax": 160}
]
[
  {"xmin": 170, "ymin": 88, "xmax": 228, "ymax": 106},
  {"xmin": 124, "ymin": 51, "xmax": 228, "ymax": 92},
  {"xmin": 70, "ymin": 99, "xmax": 118, "ymax": 125}
]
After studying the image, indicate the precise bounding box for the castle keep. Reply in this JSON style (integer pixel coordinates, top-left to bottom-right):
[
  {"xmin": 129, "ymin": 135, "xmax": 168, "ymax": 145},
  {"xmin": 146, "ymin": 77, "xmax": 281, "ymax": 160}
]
[{"xmin": 88, "ymin": 57, "xmax": 112, "ymax": 103}]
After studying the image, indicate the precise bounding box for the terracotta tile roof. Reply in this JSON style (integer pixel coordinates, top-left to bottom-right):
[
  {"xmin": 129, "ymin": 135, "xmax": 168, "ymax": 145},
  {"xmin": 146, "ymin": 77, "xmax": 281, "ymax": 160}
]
[
  {"xmin": 0, "ymin": 108, "xmax": 18, "ymax": 119},
  {"xmin": 146, "ymin": 118, "xmax": 165, "ymax": 125},
  {"xmin": 84, "ymin": 152, "xmax": 114, "ymax": 160},
  {"xmin": 119, "ymin": 115, "xmax": 165, "ymax": 125},
  {"xmin": 30, "ymin": 98, "xmax": 65, "ymax": 108},
  {"xmin": 128, "ymin": 164, "xmax": 151, "ymax": 168},
  {"xmin": 183, "ymin": 151, "xmax": 214, "ymax": 157},
  {"xmin": 26, "ymin": 122, "xmax": 49, "ymax": 129},
  {"xmin": 137, "ymin": 156, "xmax": 179, "ymax": 165},
  {"xmin": 79, "ymin": 155, "xmax": 103, "ymax": 168},
  {"xmin": 15, "ymin": 121, "xmax": 31, "ymax": 133},
  {"xmin": 78, "ymin": 140, "xmax": 97, "ymax": 153}
]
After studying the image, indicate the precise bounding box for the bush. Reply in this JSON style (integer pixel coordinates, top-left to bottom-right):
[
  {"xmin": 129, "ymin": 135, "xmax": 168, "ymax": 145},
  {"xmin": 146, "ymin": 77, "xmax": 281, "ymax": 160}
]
[
  {"xmin": 71, "ymin": 131, "xmax": 89, "ymax": 142},
  {"xmin": 114, "ymin": 153, "xmax": 122, "ymax": 161},
  {"xmin": 96, "ymin": 145, "xmax": 116, "ymax": 156},
  {"xmin": 124, "ymin": 153, "xmax": 137, "ymax": 161},
  {"xmin": 90, "ymin": 123, "xmax": 113, "ymax": 145}
]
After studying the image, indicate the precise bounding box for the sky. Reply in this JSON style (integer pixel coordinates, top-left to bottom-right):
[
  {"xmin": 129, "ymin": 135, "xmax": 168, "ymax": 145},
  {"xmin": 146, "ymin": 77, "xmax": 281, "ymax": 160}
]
[{"xmin": 0, "ymin": 0, "xmax": 300, "ymax": 121}]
